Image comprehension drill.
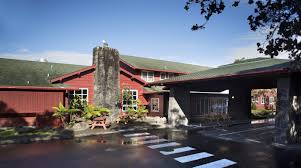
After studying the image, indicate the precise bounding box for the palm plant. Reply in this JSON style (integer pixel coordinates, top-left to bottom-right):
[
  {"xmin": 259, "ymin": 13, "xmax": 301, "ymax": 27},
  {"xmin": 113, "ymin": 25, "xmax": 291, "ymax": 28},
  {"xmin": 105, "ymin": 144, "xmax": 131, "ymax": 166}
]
[{"xmin": 52, "ymin": 103, "xmax": 69, "ymax": 126}]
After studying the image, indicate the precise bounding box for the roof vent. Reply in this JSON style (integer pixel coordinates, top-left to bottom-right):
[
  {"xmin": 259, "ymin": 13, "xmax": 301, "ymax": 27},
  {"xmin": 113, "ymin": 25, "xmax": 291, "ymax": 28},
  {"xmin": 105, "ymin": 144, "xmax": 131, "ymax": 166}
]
[{"xmin": 39, "ymin": 58, "xmax": 48, "ymax": 62}]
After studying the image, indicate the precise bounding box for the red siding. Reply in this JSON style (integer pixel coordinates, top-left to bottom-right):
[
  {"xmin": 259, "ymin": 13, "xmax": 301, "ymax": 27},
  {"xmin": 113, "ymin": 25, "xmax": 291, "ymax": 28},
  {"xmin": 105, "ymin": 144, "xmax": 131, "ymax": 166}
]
[
  {"xmin": 147, "ymin": 94, "xmax": 164, "ymax": 117},
  {"xmin": 120, "ymin": 71, "xmax": 147, "ymax": 105},
  {"xmin": 0, "ymin": 89, "xmax": 66, "ymax": 127},
  {"xmin": 61, "ymin": 69, "xmax": 95, "ymax": 104}
]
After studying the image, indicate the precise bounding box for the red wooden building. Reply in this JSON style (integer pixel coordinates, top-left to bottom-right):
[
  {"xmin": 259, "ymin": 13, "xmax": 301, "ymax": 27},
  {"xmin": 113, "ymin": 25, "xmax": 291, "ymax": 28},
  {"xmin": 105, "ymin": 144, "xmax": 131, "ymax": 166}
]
[{"xmin": 0, "ymin": 55, "xmax": 208, "ymax": 126}]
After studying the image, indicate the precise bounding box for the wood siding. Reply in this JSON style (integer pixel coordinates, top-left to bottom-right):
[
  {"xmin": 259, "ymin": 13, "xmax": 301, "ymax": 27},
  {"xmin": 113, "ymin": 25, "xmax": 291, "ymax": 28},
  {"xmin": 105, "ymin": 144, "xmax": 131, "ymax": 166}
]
[
  {"xmin": 0, "ymin": 89, "xmax": 66, "ymax": 127},
  {"xmin": 61, "ymin": 69, "xmax": 95, "ymax": 104}
]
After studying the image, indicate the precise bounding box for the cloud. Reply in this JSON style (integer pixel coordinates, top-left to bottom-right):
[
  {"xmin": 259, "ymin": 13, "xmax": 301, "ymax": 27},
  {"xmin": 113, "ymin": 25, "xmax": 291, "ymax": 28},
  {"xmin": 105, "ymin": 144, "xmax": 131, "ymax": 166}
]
[
  {"xmin": 0, "ymin": 50, "xmax": 92, "ymax": 65},
  {"xmin": 229, "ymin": 43, "xmax": 289, "ymax": 60},
  {"xmin": 227, "ymin": 32, "xmax": 289, "ymax": 62}
]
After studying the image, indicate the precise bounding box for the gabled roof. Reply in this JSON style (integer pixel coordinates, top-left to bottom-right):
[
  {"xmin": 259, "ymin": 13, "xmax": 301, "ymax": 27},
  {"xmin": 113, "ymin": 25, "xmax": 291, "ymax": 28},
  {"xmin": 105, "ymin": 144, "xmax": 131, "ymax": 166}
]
[
  {"xmin": 149, "ymin": 58, "xmax": 291, "ymax": 85},
  {"xmin": 120, "ymin": 55, "xmax": 210, "ymax": 73},
  {"xmin": 0, "ymin": 58, "xmax": 87, "ymax": 86}
]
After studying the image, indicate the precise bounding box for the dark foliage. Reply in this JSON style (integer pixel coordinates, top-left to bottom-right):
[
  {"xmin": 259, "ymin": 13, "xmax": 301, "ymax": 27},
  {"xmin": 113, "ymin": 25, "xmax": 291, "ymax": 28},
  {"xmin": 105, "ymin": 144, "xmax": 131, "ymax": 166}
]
[{"xmin": 185, "ymin": 0, "xmax": 301, "ymax": 65}]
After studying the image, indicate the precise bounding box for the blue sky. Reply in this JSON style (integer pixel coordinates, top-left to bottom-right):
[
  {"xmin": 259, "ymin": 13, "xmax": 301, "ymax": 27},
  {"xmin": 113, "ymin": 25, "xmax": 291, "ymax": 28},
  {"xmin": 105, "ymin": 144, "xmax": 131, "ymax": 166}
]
[{"xmin": 0, "ymin": 0, "xmax": 285, "ymax": 67}]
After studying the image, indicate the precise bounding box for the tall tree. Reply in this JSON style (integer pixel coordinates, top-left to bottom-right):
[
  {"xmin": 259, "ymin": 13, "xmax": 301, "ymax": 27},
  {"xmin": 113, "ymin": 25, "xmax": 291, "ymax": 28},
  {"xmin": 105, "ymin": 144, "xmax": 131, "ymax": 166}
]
[{"xmin": 185, "ymin": 0, "xmax": 301, "ymax": 63}]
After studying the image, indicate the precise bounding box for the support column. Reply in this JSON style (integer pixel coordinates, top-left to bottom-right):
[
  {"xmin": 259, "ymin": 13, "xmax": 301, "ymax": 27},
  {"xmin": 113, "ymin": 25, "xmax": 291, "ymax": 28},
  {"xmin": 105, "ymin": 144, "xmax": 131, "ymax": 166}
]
[
  {"xmin": 275, "ymin": 77, "xmax": 294, "ymax": 144},
  {"xmin": 168, "ymin": 86, "xmax": 190, "ymax": 127},
  {"xmin": 228, "ymin": 87, "xmax": 251, "ymax": 121}
]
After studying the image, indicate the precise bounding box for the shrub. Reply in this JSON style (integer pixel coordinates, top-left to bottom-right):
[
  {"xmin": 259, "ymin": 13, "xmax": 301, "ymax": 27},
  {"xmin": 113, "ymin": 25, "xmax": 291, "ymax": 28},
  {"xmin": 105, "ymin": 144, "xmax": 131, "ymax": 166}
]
[
  {"xmin": 83, "ymin": 105, "xmax": 111, "ymax": 120},
  {"xmin": 251, "ymin": 102, "xmax": 257, "ymax": 110}
]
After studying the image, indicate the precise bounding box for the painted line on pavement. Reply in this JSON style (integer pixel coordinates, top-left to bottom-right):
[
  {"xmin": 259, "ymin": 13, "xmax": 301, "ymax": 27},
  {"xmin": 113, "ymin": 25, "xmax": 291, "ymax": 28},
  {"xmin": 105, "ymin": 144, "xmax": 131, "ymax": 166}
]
[
  {"xmin": 160, "ymin": 146, "xmax": 196, "ymax": 155},
  {"xmin": 174, "ymin": 152, "xmax": 213, "ymax": 163},
  {"xmin": 123, "ymin": 132, "xmax": 150, "ymax": 137},
  {"xmin": 193, "ymin": 159, "xmax": 236, "ymax": 168},
  {"xmin": 148, "ymin": 142, "xmax": 180, "ymax": 149},
  {"xmin": 140, "ymin": 138, "xmax": 168, "ymax": 145}
]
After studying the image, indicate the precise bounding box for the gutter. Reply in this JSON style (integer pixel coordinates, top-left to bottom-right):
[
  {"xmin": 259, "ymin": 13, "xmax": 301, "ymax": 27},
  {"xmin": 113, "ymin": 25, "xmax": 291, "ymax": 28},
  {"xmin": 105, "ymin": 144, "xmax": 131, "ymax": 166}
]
[{"xmin": 147, "ymin": 68, "xmax": 290, "ymax": 86}]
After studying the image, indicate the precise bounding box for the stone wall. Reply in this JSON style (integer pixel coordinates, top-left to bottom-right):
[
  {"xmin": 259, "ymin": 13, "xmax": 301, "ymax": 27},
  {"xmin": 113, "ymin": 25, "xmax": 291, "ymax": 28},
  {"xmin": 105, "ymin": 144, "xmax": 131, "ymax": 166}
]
[{"xmin": 93, "ymin": 46, "xmax": 120, "ymax": 119}]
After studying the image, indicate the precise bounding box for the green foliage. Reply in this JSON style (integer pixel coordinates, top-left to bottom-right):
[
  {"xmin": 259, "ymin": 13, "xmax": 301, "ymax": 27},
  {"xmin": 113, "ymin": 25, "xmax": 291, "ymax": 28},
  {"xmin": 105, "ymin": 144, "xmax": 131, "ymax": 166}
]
[
  {"xmin": 52, "ymin": 102, "xmax": 69, "ymax": 126},
  {"xmin": 70, "ymin": 95, "xmax": 87, "ymax": 112},
  {"xmin": 251, "ymin": 102, "xmax": 257, "ymax": 110},
  {"xmin": 83, "ymin": 105, "xmax": 111, "ymax": 120},
  {"xmin": 124, "ymin": 100, "xmax": 148, "ymax": 122},
  {"xmin": 251, "ymin": 109, "xmax": 274, "ymax": 119},
  {"xmin": 185, "ymin": 0, "xmax": 301, "ymax": 63}
]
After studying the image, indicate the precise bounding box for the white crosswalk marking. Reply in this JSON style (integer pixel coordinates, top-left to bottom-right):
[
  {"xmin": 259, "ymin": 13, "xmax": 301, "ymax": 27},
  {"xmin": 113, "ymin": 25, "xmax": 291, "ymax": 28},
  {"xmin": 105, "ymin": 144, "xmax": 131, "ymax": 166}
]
[
  {"xmin": 148, "ymin": 142, "xmax": 180, "ymax": 149},
  {"xmin": 160, "ymin": 146, "xmax": 196, "ymax": 155},
  {"xmin": 174, "ymin": 152, "xmax": 213, "ymax": 163},
  {"xmin": 123, "ymin": 132, "xmax": 150, "ymax": 137},
  {"xmin": 193, "ymin": 159, "xmax": 237, "ymax": 168},
  {"xmin": 140, "ymin": 138, "xmax": 168, "ymax": 145},
  {"xmin": 130, "ymin": 135, "xmax": 158, "ymax": 141}
]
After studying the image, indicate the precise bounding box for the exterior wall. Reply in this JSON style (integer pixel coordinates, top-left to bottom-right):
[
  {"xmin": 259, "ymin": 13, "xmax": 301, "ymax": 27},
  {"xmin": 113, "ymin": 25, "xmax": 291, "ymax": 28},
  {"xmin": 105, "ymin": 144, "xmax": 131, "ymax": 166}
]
[
  {"xmin": 60, "ymin": 69, "xmax": 95, "ymax": 104},
  {"xmin": 252, "ymin": 92, "xmax": 276, "ymax": 110},
  {"xmin": 0, "ymin": 89, "xmax": 66, "ymax": 127},
  {"xmin": 120, "ymin": 72, "xmax": 147, "ymax": 105},
  {"xmin": 147, "ymin": 94, "xmax": 164, "ymax": 117}
]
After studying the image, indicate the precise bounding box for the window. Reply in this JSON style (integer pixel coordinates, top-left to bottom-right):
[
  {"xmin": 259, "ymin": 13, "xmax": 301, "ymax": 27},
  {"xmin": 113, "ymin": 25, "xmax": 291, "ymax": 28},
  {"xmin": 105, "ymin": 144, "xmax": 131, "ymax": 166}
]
[
  {"xmin": 69, "ymin": 88, "xmax": 88, "ymax": 102},
  {"xmin": 141, "ymin": 71, "xmax": 154, "ymax": 82},
  {"xmin": 160, "ymin": 72, "xmax": 175, "ymax": 80},
  {"xmin": 122, "ymin": 90, "xmax": 138, "ymax": 111},
  {"xmin": 269, "ymin": 97, "xmax": 274, "ymax": 104},
  {"xmin": 261, "ymin": 96, "xmax": 266, "ymax": 104},
  {"xmin": 251, "ymin": 96, "xmax": 258, "ymax": 103},
  {"xmin": 151, "ymin": 98, "xmax": 159, "ymax": 112},
  {"xmin": 160, "ymin": 72, "xmax": 167, "ymax": 80}
]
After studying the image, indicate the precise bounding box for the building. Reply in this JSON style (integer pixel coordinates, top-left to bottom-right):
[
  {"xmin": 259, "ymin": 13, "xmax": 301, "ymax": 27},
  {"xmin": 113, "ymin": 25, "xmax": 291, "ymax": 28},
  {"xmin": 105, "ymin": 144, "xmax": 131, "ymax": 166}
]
[
  {"xmin": 251, "ymin": 89, "xmax": 277, "ymax": 111},
  {"xmin": 0, "ymin": 51, "xmax": 209, "ymax": 126}
]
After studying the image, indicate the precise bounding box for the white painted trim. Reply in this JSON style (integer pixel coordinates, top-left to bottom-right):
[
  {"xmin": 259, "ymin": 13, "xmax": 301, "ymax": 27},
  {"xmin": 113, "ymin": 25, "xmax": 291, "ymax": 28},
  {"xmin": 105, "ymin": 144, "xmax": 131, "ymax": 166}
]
[
  {"xmin": 141, "ymin": 70, "xmax": 154, "ymax": 82},
  {"xmin": 151, "ymin": 98, "xmax": 160, "ymax": 112},
  {"xmin": 121, "ymin": 89, "xmax": 138, "ymax": 112}
]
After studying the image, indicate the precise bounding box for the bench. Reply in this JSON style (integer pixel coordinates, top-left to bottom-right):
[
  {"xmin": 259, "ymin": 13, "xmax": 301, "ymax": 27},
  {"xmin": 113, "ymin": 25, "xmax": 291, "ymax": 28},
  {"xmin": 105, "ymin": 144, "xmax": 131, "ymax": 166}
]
[{"xmin": 90, "ymin": 117, "xmax": 110, "ymax": 130}]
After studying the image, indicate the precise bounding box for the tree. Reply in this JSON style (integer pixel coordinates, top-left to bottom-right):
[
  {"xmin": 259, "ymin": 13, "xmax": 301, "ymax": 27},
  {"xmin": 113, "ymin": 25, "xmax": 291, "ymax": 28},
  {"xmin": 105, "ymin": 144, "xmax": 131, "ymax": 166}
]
[{"xmin": 184, "ymin": 0, "xmax": 301, "ymax": 64}]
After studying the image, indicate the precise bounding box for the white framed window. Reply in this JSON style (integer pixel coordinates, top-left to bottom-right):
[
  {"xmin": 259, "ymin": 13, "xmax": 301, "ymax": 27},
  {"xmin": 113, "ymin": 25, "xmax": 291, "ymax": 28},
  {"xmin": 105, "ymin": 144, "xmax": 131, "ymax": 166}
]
[
  {"xmin": 122, "ymin": 90, "xmax": 138, "ymax": 111},
  {"xmin": 141, "ymin": 71, "xmax": 154, "ymax": 82},
  {"xmin": 261, "ymin": 96, "xmax": 265, "ymax": 104},
  {"xmin": 69, "ymin": 88, "xmax": 88, "ymax": 102},
  {"xmin": 160, "ymin": 72, "xmax": 175, "ymax": 80},
  {"xmin": 151, "ymin": 98, "xmax": 159, "ymax": 112},
  {"xmin": 269, "ymin": 96, "xmax": 274, "ymax": 104}
]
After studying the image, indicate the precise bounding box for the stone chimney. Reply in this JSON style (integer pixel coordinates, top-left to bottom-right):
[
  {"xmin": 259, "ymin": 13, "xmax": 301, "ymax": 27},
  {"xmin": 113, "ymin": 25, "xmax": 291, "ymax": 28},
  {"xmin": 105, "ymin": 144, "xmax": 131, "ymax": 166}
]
[{"xmin": 93, "ymin": 41, "xmax": 120, "ymax": 119}]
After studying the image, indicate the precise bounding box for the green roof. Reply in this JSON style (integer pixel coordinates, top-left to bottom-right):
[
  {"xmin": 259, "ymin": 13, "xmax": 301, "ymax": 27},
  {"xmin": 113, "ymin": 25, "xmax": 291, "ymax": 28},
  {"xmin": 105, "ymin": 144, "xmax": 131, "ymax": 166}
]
[
  {"xmin": 120, "ymin": 55, "xmax": 210, "ymax": 73},
  {"xmin": 143, "ymin": 86, "xmax": 168, "ymax": 93},
  {"xmin": 0, "ymin": 58, "xmax": 87, "ymax": 86},
  {"xmin": 152, "ymin": 58, "xmax": 291, "ymax": 84}
]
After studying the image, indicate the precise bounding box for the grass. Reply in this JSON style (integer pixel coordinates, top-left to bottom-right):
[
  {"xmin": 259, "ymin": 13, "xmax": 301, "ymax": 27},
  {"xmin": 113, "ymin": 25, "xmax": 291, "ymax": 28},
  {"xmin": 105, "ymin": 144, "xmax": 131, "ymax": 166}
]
[
  {"xmin": 251, "ymin": 109, "xmax": 275, "ymax": 119},
  {"xmin": 0, "ymin": 128, "xmax": 57, "ymax": 138}
]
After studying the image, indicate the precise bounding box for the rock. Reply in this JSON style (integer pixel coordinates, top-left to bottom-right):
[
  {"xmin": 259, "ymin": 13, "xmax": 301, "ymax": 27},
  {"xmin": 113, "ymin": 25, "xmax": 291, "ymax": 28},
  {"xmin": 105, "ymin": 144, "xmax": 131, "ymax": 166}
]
[{"xmin": 71, "ymin": 122, "xmax": 90, "ymax": 131}]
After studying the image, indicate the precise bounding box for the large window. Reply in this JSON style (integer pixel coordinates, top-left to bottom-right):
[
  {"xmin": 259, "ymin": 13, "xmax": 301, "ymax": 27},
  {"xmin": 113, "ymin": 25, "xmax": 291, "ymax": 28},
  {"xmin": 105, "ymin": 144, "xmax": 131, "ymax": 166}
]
[
  {"xmin": 69, "ymin": 88, "xmax": 88, "ymax": 102},
  {"xmin": 141, "ymin": 71, "xmax": 154, "ymax": 82},
  {"xmin": 151, "ymin": 98, "xmax": 159, "ymax": 112},
  {"xmin": 122, "ymin": 90, "xmax": 138, "ymax": 111},
  {"xmin": 160, "ymin": 72, "xmax": 175, "ymax": 80},
  {"xmin": 261, "ymin": 96, "xmax": 266, "ymax": 104},
  {"xmin": 269, "ymin": 96, "xmax": 274, "ymax": 104}
]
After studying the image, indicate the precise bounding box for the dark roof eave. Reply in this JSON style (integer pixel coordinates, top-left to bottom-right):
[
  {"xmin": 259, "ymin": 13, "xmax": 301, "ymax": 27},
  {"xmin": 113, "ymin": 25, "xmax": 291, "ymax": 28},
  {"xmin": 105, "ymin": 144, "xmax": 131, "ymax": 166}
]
[
  {"xmin": 0, "ymin": 86, "xmax": 78, "ymax": 91},
  {"xmin": 148, "ymin": 68, "xmax": 290, "ymax": 86}
]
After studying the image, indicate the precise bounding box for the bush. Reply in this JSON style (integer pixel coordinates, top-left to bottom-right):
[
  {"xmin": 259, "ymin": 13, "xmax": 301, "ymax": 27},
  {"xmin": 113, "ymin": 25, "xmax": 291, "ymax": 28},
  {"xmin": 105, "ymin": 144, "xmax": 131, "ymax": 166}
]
[
  {"xmin": 83, "ymin": 105, "xmax": 111, "ymax": 120},
  {"xmin": 251, "ymin": 102, "xmax": 257, "ymax": 110}
]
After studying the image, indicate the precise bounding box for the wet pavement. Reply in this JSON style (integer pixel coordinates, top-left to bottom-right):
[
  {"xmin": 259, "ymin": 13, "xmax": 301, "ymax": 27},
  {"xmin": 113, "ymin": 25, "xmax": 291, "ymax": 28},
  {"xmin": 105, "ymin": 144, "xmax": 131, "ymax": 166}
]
[{"xmin": 0, "ymin": 125, "xmax": 301, "ymax": 168}]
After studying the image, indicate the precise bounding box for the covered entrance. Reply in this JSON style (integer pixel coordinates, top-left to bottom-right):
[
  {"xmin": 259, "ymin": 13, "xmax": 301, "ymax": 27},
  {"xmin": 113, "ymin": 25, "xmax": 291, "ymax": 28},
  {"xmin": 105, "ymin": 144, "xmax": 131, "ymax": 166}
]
[{"xmin": 149, "ymin": 58, "xmax": 301, "ymax": 144}]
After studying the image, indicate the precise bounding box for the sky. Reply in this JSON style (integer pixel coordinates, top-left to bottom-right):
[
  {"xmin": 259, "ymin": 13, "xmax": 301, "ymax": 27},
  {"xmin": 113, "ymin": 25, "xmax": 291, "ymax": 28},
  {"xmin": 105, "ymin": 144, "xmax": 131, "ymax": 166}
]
[{"xmin": 0, "ymin": 0, "xmax": 289, "ymax": 67}]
